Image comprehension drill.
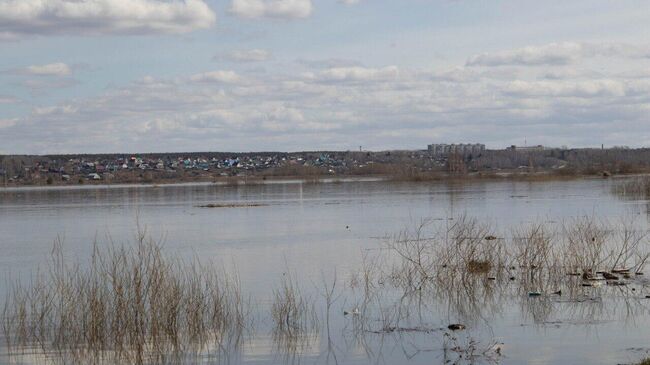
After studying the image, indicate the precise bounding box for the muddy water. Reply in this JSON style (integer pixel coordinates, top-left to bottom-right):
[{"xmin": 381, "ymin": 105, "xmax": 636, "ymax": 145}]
[{"xmin": 1, "ymin": 178, "xmax": 650, "ymax": 364}]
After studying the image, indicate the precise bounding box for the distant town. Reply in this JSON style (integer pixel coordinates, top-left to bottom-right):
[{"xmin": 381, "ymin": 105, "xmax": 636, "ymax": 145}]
[{"xmin": 1, "ymin": 143, "xmax": 647, "ymax": 186}]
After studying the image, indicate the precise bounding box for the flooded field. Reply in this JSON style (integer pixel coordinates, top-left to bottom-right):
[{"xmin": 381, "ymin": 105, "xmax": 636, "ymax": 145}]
[{"xmin": 2, "ymin": 178, "xmax": 650, "ymax": 365}]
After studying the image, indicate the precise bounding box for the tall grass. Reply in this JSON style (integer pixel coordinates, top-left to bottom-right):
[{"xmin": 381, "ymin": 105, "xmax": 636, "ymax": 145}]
[
  {"xmin": 3, "ymin": 236, "xmax": 249, "ymax": 364},
  {"xmin": 270, "ymin": 272, "xmax": 319, "ymax": 363},
  {"xmin": 613, "ymin": 176, "xmax": 650, "ymax": 199},
  {"xmin": 271, "ymin": 273, "xmax": 318, "ymax": 339}
]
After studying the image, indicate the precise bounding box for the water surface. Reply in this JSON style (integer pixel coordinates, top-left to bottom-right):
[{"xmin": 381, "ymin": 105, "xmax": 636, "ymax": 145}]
[{"xmin": 2, "ymin": 178, "xmax": 650, "ymax": 364}]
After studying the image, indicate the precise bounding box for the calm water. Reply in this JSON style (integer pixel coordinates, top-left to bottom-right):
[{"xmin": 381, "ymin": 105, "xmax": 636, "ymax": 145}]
[{"xmin": 1, "ymin": 178, "xmax": 650, "ymax": 365}]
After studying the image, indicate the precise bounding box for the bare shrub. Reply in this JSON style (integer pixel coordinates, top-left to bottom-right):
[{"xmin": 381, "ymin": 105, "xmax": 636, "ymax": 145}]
[
  {"xmin": 561, "ymin": 216, "xmax": 611, "ymax": 273},
  {"xmin": 512, "ymin": 223, "xmax": 556, "ymax": 270},
  {"xmin": 438, "ymin": 215, "xmax": 504, "ymax": 277},
  {"xmin": 386, "ymin": 219, "xmax": 437, "ymax": 291}
]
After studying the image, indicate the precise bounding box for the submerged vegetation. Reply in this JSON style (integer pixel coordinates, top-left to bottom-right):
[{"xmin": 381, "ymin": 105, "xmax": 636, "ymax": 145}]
[
  {"xmin": 3, "ymin": 235, "xmax": 250, "ymax": 364},
  {"xmin": 385, "ymin": 214, "xmax": 649, "ymax": 290},
  {"xmin": 613, "ymin": 176, "xmax": 650, "ymax": 199},
  {"xmin": 271, "ymin": 273, "xmax": 318, "ymax": 339},
  {"xmin": 4, "ymin": 214, "xmax": 650, "ymax": 364}
]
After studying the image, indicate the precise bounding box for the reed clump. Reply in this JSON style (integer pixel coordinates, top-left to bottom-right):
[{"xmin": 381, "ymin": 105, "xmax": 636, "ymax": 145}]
[
  {"xmin": 383, "ymin": 214, "xmax": 650, "ymax": 294},
  {"xmin": 271, "ymin": 273, "xmax": 318, "ymax": 339},
  {"xmin": 613, "ymin": 176, "xmax": 650, "ymax": 199},
  {"xmin": 2, "ymin": 236, "xmax": 249, "ymax": 364}
]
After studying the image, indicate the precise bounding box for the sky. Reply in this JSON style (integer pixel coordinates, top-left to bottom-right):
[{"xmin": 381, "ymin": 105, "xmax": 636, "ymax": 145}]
[{"xmin": 0, "ymin": 0, "xmax": 649, "ymax": 154}]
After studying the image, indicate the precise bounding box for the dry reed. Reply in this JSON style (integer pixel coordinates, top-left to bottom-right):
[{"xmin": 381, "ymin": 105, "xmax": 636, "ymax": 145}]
[{"xmin": 3, "ymin": 236, "xmax": 249, "ymax": 365}]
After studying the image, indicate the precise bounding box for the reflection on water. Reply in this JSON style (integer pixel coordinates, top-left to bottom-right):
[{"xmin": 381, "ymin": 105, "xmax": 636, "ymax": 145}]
[{"xmin": 2, "ymin": 178, "xmax": 650, "ymax": 364}]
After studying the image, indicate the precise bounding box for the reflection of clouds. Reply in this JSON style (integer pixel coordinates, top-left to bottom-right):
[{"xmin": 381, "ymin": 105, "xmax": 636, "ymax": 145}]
[
  {"xmin": 241, "ymin": 332, "xmax": 321, "ymax": 362},
  {"xmin": 241, "ymin": 334, "xmax": 276, "ymax": 359}
]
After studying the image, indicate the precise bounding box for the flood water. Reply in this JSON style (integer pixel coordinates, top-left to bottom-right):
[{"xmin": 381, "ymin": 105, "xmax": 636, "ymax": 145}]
[{"xmin": 2, "ymin": 178, "xmax": 650, "ymax": 365}]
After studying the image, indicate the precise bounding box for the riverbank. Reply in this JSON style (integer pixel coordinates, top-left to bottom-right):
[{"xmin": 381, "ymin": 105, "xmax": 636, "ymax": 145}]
[
  {"xmin": 5, "ymin": 147, "xmax": 650, "ymax": 189},
  {"xmin": 0, "ymin": 169, "xmax": 627, "ymax": 190}
]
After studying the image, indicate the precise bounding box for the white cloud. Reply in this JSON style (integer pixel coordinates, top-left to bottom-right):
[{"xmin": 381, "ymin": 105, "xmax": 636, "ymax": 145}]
[
  {"xmin": 226, "ymin": 49, "xmax": 271, "ymax": 62},
  {"xmin": 0, "ymin": 95, "xmax": 19, "ymax": 104},
  {"xmin": 190, "ymin": 70, "xmax": 241, "ymax": 83},
  {"xmin": 467, "ymin": 42, "xmax": 582, "ymax": 67},
  {"xmin": 316, "ymin": 66, "xmax": 399, "ymax": 82},
  {"xmin": 3, "ymin": 47, "xmax": 650, "ymax": 153},
  {"xmin": 0, "ymin": 0, "xmax": 216, "ymax": 38},
  {"xmin": 505, "ymin": 79, "xmax": 628, "ymax": 98},
  {"xmin": 467, "ymin": 42, "xmax": 650, "ymax": 67},
  {"xmin": 23, "ymin": 63, "xmax": 72, "ymax": 76},
  {"xmin": 34, "ymin": 104, "xmax": 78, "ymax": 115},
  {"xmin": 230, "ymin": 0, "xmax": 312, "ymax": 19},
  {"xmin": 0, "ymin": 118, "xmax": 18, "ymax": 128},
  {"xmin": 338, "ymin": 0, "xmax": 360, "ymax": 5}
]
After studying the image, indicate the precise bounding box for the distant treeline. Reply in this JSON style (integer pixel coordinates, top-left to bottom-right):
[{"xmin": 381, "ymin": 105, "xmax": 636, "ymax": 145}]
[{"xmin": 470, "ymin": 148, "xmax": 650, "ymax": 174}]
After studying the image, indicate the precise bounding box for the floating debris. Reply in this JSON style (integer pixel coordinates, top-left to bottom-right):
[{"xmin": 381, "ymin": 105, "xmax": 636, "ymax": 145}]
[
  {"xmin": 528, "ymin": 291, "xmax": 542, "ymax": 297},
  {"xmin": 602, "ymin": 272, "xmax": 619, "ymax": 280},
  {"xmin": 582, "ymin": 281, "xmax": 603, "ymax": 287},
  {"xmin": 197, "ymin": 203, "xmax": 268, "ymax": 208},
  {"xmin": 606, "ymin": 281, "xmax": 626, "ymax": 286},
  {"xmin": 343, "ymin": 308, "xmax": 360, "ymax": 316},
  {"xmin": 367, "ymin": 326, "xmax": 438, "ymax": 334},
  {"xmin": 447, "ymin": 324, "xmax": 466, "ymax": 331},
  {"xmin": 612, "ymin": 268, "xmax": 631, "ymax": 274}
]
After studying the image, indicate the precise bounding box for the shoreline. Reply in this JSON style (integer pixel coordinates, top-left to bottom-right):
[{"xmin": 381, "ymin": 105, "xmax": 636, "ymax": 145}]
[{"xmin": 0, "ymin": 170, "xmax": 635, "ymax": 192}]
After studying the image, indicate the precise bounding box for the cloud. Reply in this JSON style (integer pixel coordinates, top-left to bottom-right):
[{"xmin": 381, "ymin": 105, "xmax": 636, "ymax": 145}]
[
  {"xmin": 230, "ymin": 0, "xmax": 312, "ymax": 19},
  {"xmin": 338, "ymin": 0, "xmax": 361, "ymax": 5},
  {"xmin": 0, "ymin": 95, "xmax": 19, "ymax": 104},
  {"xmin": 504, "ymin": 80, "xmax": 628, "ymax": 98},
  {"xmin": 22, "ymin": 63, "xmax": 72, "ymax": 76},
  {"xmin": 5, "ymin": 63, "xmax": 78, "ymax": 92},
  {"xmin": 20, "ymin": 78, "xmax": 79, "ymax": 92},
  {"xmin": 224, "ymin": 49, "xmax": 271, "ymax": 62},
  {"xmin": 3, "ymin": 43, "xmax": 650, "ymax": 153},
  {"xmin": 0, "ymin": 118, "xmax": 18, "ymax": 129},
  {"xmin": 190, "ymin": 70, "xmax": 242, "ymax": 83},
  {"xmin": 0, "ymin": 0, "xmax": 216, "ymax": 38},
  {"xmin": 467, "ymin": 42, "xmax": 582, "ymax": 67},
  {"xmin": 315, "ymin": 66, "xmax": 399, "ymax": 82},
  {"xmin": 467, "ymin": 42, "xmax": 650, "ymax": 67},
  {"xmin": 296, "ymin": 58, "xmax": 363, "ymax": 69}
]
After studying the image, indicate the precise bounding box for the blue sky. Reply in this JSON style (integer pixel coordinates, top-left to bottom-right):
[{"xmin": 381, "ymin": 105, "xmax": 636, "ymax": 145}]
[{"xmin": 0, "ymin": 0, "xmax": 649, "ymax": 154}]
